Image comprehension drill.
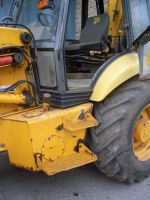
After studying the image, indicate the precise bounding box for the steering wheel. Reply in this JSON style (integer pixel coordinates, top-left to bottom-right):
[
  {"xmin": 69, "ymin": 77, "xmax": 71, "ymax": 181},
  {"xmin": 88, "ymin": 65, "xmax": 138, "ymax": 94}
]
[{"xmin": 37, "ymin": 13, "xmax": 57, "ymax": 27}]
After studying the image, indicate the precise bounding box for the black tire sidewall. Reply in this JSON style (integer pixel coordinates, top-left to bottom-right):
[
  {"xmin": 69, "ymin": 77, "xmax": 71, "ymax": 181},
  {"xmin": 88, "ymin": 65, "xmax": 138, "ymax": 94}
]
[{"xmin": 128, "ymin": 96, "xmax": 150, "ymax": 171}]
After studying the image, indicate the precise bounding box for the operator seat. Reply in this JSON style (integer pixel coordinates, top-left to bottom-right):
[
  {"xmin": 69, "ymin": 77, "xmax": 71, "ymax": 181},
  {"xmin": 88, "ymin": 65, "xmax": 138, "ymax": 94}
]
[{"xmin": 65, "ymin": 13, "xmax": 110, "ymax": 52}]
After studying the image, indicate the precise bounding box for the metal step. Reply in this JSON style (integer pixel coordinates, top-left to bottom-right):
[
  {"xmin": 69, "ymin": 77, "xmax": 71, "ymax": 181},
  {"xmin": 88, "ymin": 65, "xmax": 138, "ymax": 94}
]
[
  {"xmin": 36, "ymin": 144, "xmax": 97, "ymax": 175},
  {"xmin": 63, "ymin": 113, "xmax": 98, "ymax": 131}
]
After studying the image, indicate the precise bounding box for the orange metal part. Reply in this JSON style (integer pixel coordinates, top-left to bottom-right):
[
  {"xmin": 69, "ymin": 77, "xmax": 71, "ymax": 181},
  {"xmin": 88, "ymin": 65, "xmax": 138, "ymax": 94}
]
[{"xmin": 37, "ymin": 0, "xmax": 49, "ymax": 10}]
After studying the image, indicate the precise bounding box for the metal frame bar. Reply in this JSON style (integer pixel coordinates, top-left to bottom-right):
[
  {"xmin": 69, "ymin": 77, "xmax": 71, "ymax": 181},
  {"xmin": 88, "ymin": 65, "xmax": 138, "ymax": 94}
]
[
  {"xmin": 81, "ymin": 0, "xmax": 88, "ymax": 29},
  {"xmin": 95, "ymin": 0, "xmax": 104, "ymax": 15}
]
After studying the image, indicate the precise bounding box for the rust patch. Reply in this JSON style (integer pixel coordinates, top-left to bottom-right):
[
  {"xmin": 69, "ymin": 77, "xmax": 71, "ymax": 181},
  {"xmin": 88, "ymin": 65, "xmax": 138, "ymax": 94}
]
[
  {"xmin": 10, "ymin": 162, "xmax": 35, "ymax": 171},
  {"xmin": 84, "ymin": 149, "xmax": 94, "ymax": 157},
  {"xmin": 74, "ymin": 139, "xmax": 85, "ymax": 153},
  {"xmin": 146, "ymin": 146, "xmax": 150, "ymax": 150},
  {"xmin": 77, "ymin": 105, "xmax": 93, "ymax": 121},
  {"xmin": 77, "ymin": 109, "xmax": 85, "ymax": 120},
  {"xmin": 140, "ymin": 115, "xmax": 143, "ymax": 119}
]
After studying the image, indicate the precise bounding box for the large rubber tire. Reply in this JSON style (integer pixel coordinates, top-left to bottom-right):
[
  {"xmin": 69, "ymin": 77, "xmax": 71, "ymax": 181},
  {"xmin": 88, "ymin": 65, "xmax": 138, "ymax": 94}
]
[{"xmin": 89, "ymin": 76, "xmax": 150, "ymax": 182}]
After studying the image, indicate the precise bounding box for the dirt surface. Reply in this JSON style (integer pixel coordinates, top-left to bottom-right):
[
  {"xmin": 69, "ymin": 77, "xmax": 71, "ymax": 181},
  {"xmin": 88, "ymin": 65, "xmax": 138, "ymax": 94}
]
[{"xmin": 0, "ymin": 152, "xmax": 150, "ymax": 200}]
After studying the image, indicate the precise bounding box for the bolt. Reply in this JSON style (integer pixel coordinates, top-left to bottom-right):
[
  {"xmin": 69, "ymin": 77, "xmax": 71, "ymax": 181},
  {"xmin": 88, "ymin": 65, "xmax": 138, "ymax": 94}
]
[
  {"xmin": 57, "ymin": 125, "xmax": 63, "ymax": 131},
  {"xmin": 0, "ymin": 143, "xmax": 5, "ymax": 147}
]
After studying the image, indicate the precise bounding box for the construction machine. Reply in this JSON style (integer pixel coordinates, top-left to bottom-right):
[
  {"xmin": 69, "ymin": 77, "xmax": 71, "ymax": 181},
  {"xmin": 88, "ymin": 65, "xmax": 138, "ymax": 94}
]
[{"xmin": 0, "ymin": 0, "xmax": 150, "ymax": 182}]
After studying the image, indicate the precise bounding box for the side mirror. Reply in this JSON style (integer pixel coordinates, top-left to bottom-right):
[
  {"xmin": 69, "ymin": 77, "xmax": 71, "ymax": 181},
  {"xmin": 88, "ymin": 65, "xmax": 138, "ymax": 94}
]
[{"xmin": 37, "ymin": 0, "xmax": 55, "ymax": 10}]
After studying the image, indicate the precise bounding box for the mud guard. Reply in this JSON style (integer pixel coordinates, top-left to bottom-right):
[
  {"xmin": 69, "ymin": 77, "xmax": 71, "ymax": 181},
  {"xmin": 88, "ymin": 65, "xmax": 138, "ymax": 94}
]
[{"xmin": 90, "ymin": 52, "xmax": 139, "ymax": 101}]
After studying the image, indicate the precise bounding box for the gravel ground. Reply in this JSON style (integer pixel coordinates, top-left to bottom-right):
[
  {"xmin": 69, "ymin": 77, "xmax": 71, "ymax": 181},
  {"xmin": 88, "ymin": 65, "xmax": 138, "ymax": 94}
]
[{"xmin": 0, "ymin": 152, "xmax": 150, "ymax": 200}]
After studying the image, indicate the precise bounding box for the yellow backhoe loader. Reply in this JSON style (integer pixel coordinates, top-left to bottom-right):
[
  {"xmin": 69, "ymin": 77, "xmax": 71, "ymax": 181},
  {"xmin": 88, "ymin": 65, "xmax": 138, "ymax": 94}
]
[{"xmin": 0, "ymin": 0, "xmax": 150, "ymax": 182}]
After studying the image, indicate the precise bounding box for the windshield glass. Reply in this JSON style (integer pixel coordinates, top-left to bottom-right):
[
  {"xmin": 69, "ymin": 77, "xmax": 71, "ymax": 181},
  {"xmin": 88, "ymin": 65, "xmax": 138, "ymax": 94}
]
[
  {"xmin": 19, "ymin": 0, "xmax": 61, "ymax": 41},
  {"xmin": 129, "ymin": 0, "xmax": 150, "ymax": 41},
  {"xmin": 19, "ymin": 0, "xmax": 61, "ymax": 88}
]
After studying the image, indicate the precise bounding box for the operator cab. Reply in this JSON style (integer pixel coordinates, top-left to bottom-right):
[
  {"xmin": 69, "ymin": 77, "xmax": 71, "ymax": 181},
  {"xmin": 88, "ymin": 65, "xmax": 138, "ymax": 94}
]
[
  {"xmin": 16, "ymin": 0, "xmax": 113, "ymax": 93},
  {"xmin": 0, "ymin": 0, "xmax": 126, "ymax": 107}
]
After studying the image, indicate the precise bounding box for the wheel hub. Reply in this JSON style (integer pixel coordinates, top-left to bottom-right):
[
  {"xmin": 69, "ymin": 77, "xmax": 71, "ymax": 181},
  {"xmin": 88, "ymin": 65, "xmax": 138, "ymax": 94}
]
[
  {"xmin": 134, "ymin": 118, "xmax": 150, "ymax": 142},
  {"xmin": 133, "ymin": 107, "xmax": 150, "ymax": 161}
]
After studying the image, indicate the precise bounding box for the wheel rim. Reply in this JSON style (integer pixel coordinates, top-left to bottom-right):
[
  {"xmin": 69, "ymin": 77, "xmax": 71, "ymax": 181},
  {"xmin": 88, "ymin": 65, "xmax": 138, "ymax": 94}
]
[{"xmin": 133, "ymin": 105, "xmax": 150, "ymax": 161}]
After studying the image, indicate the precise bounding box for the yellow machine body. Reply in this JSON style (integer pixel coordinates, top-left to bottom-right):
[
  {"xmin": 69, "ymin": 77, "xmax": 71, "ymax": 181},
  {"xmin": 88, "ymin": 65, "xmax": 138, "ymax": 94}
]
[
  {"xmin": 0, "ymin": 0, "xmax": 146, "ymax": 178},
  {"xmin": 1, "ymin": 103, "xmax": 97, "ymax": 174}
]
